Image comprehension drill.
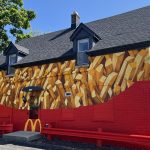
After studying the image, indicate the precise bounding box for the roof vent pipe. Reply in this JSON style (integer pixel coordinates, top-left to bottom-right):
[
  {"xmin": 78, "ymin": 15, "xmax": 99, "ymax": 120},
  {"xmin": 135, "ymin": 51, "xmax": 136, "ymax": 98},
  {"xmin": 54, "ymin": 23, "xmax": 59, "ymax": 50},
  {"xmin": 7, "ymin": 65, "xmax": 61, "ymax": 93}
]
[{"xmin": 71, "ymin": 11, "xmax": 80, "ymax": 29}]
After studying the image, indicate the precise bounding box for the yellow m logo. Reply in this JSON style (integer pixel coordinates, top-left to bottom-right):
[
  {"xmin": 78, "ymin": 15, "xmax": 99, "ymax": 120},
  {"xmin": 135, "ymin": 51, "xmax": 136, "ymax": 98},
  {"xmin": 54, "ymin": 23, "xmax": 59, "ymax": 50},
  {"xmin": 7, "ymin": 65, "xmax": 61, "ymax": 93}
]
[{"xmin": 24, "ymin": 119, "xmax": 41, "ymax": 132}]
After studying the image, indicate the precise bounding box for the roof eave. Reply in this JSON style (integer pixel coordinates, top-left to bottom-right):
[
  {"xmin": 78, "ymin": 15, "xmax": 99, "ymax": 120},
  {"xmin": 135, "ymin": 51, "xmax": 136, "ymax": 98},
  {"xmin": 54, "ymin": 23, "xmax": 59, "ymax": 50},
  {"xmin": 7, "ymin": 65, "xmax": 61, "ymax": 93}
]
[
  {"xmin": 70, "ymin": 23, "xmax": 101, "ymax": 41},
  {"xmin": 12, "ymin": 54, "xmax": 76, "ymax": 68},
  {"xmin": 13, "ymin": 40, "xmax": 150, "ymax": 69},
  {"xmin": 18, "ymin": 50, "xmax": 29, "ymax": 56},
  {"xmin": 86, "ymin": 40, "xmax": 150, "ymax": 56}
]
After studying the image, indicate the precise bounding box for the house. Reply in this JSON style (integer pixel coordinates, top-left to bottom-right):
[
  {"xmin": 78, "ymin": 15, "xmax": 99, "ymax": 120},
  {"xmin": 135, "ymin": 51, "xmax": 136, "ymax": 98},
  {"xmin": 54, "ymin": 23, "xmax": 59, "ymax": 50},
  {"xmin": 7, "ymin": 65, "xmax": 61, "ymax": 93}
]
[
  {"xmin": 0, "ymin": 6, "xmax": 150, "ymax": 72},
  {"xmin": 0, "ymin": 6, "xmax": 150, "ymax": 147}
]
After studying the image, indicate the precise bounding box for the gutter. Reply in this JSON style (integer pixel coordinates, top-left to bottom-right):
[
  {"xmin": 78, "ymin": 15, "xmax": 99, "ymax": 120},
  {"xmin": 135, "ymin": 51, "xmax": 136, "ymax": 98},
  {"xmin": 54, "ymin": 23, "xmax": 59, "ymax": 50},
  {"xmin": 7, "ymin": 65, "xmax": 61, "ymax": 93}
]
[
  {"xmin": 86, "ymin": 40, "xmax": 150, "ymax": 56},
  {"xmin": 12, "ymin": 40, "xmax": 150, "ymax": 68}
]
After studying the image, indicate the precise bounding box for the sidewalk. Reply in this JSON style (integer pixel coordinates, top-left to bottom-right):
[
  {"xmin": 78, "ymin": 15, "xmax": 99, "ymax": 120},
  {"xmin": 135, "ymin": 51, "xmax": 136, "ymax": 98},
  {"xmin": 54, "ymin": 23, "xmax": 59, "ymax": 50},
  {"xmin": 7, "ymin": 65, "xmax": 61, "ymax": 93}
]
[{"xmin": 0, "ymin": 144, "xmax": 43, "ymax": 150}]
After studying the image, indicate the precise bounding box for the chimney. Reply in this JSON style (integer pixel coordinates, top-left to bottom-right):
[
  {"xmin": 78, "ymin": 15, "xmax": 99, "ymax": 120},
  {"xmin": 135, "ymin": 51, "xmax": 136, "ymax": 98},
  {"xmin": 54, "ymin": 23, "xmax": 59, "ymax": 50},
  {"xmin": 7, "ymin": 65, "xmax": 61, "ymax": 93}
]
[{"xmin": 71, "ymin": 11, "xmax": 80, "ymax": 29}]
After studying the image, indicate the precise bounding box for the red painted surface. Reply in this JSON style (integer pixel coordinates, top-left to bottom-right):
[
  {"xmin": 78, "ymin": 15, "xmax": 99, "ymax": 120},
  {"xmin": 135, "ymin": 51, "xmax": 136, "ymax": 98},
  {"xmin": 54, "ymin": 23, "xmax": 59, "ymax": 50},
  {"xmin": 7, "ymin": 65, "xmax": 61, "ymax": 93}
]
[
  {"xmin": 0, "ymin": 105, "xmax": 12, "ymax": 124},
  {"xmin": 40, "ymin": 81, "xmax": 150, "ymax": 135},
  {"xmin": 0, "ymin": 80, "xmax": 150, "ymax": 148},
  {"xmin": 41, "ymin": 127, "xmax": 150, "ymax": 149},
  {"xmin": 0, "ymin": 124, "xmax": 13, "ymax": 134},
  {"xmin": 12, "ymin": 109, "xmax": 28, "ymax": 131}
]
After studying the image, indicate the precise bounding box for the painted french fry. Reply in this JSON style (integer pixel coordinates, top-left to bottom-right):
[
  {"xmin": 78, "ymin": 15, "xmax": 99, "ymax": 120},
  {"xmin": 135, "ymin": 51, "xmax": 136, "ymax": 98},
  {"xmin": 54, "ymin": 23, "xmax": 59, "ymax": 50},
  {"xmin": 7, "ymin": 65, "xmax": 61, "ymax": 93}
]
[
  {"xmin": 143, "ymin": 59, "xmax": 150, "ymax": 79},
  {"xmin": 137, "ymin": 70, "xmax": 144, "ymax": 81},
  {"xmin": 98, "ymin": 75, "xmax": 106, "ymax": 91},
  {"xmin": 95, "ymin": 64, "xmax": 104, "ymax": 84},
  {"xmin": 105, "ymin": 58, "xmax": 113, "ymax": 75},
  {"xmin": 100, "ymin": 72, "xmax": 118, "ymax": 101},
  {"xmin": 43, "ymin": 91, "xmax": 51, "ymax": 109},
  {"xmin": 74, "ymin": 93, "xmax": 82, "ymax": 108},
  {"xmin": 112, "ymin": 52, "xmax": 125, "ymax": 72},
  {"xmin": 115, "ymin": 56, "xmax": 134, "ymax": 86},
  {"xmin": 132, "ymin": 49, "xmax": 148, "ymax": 80},
  {"xmin": 89, "ymin": 56, "xmax": 104, "ymax": 70},
  {"xmin": 80, "ymin": 84, "xmax": 88, "ymax": 106},
  {"xmin": 113, "ymin": 84, "xmax": 121, "ymax": 95}
]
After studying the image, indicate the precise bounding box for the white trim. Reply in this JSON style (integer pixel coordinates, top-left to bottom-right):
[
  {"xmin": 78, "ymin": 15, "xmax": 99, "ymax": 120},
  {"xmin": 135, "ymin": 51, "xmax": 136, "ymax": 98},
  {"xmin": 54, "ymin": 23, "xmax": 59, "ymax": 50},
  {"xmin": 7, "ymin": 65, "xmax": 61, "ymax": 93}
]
[{"xmin": 77, "ymin": 38, "xmax": 89, "ymax": 52}]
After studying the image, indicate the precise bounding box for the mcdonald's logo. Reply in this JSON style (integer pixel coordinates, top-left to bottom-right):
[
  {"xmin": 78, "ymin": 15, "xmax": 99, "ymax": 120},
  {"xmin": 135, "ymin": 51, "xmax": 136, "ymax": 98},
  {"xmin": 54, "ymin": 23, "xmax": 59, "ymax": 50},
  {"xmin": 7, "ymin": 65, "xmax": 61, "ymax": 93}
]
[{"xmin": 24, "ymin": 119, "xmax": 42, "ymax": 132}]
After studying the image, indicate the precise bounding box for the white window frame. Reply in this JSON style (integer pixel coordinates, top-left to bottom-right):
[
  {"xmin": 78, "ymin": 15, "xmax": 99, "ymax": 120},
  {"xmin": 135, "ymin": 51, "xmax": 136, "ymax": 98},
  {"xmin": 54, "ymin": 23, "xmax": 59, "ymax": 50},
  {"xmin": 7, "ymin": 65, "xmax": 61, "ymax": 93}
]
[
  {"xmin": 9, "ymin": 54, "xmax": 16, "ymax": 65},
  {"xmin": 77, "ymin": 38, "xmax": 89, "ymax": 52}
]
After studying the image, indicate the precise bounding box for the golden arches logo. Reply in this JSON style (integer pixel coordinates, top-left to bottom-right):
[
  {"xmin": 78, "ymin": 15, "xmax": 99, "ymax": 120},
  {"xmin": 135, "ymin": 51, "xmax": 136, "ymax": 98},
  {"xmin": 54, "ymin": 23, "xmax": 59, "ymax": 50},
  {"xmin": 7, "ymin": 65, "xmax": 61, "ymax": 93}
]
[{"xmin": 24, "ymin": 119, "xmax": 42, "ymax": 132}]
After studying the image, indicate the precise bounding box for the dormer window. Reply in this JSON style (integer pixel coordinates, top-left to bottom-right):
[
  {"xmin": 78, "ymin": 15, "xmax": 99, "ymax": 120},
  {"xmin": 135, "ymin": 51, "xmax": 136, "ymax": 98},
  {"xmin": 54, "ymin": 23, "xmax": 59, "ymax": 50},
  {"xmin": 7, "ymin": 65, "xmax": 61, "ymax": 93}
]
[
  {"xmin": 9, "ymin": 54, "xmax": 17, "ymax": 65},
  {"xmin": 7, "ymin": 54, "xmax": 16, "ymax": 75},
  {"xmin": 4, "ymin": 42, "xmax": 29, "ymax": 75},
  {"xmin": 76, "ymin": 38, "xmax": 89, "ymax": 66},
  {"xmin": 70, "ymin": 23, "xmax": 100, "ymax": 67},
  {"xmin": 78, "ymin": 38, "xmax": 89, "ymax": 51}
]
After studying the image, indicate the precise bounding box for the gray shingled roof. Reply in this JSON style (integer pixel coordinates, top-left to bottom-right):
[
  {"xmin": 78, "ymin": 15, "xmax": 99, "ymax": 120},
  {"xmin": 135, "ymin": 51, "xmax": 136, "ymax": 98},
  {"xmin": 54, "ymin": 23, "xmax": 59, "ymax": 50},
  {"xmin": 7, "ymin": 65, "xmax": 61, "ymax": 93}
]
[
  {"xmin": 14, "ymin": 43, "xmax": 29, "ymax": 55},
  {"xmin": 0, "ymin": 54, "xmax": 6, "ymax": 66},
  {"xmin": 0, "ymin": 43, "xmax": 29, "ymax": 66},
  {"xmin": 15, "ymin": 6, "xmax": 150, "ymax": 66}
]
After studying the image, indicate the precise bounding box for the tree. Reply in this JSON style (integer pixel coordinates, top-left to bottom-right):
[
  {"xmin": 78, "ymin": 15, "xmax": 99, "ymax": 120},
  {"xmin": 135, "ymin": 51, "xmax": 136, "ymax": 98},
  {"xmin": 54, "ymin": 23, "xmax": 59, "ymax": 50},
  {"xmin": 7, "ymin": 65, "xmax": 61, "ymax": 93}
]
[
  {"xmin": 0, "ymin": 0, "xmax": 36, "ymax": 52},
  {"xmin": 30, "ymin": 30, "xmax": 45, "ymax": 37}
]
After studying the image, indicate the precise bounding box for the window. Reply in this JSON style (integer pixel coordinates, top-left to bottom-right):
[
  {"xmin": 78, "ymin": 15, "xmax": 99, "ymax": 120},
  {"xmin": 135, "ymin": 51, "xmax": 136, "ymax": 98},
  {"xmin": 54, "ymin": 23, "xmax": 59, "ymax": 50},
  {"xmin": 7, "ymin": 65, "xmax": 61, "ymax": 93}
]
[
  {"xmin": 17, "ymin": 55, "xmax": 23, "ymax": 62},
  {"xmin": 77, "ymin": 38, "xmax": 89, "ymax": 66},
  {"xmin": 7, "ymin": 54, "xmax": 16, "ymax": 75},
  {"xmin": 9, "ymin": 54, "xmax": 16, "ymax": 65},
  {"xmin": 78, "ymin": 38, "xmax": 89, "ymax": 51}
]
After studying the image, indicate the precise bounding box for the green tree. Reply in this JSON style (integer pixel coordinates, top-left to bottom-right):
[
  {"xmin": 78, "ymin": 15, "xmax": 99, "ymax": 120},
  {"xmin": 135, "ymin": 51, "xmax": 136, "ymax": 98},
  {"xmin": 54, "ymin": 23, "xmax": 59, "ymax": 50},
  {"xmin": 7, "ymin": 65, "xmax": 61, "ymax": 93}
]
[
  {"xmin": 30, "ymin": 30, "xmax": 45, "ymax": 37},
  {"xmin": 0, "ymin": 0, "xmax": 36, "ymax": 52}
]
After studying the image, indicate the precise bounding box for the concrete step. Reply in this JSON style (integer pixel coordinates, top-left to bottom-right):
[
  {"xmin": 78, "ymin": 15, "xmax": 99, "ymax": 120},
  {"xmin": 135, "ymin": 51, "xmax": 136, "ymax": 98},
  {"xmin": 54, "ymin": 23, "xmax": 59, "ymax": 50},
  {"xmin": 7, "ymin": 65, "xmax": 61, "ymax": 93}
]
[{"xmin": 3, "ymin": 131, "xmax": 41, "ymax": 142}]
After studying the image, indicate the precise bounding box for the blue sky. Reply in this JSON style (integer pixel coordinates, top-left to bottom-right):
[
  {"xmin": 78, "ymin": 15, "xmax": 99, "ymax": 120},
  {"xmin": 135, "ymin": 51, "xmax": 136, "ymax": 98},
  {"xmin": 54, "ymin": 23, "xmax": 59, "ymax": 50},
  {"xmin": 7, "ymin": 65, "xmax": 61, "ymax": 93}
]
[{"xmin": 24, "ymin": 0, "xmax": 150, "ymax": 33}]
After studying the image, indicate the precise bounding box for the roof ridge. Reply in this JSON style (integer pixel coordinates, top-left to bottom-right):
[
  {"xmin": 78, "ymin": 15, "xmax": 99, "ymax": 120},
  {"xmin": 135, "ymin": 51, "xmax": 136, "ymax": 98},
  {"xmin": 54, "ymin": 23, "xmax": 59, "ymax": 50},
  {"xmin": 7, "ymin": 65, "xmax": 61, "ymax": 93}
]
[
  {"xmin": 12, "ymin": 5, "xmax": 150, "ymax": 67},
  {"xmin": 17, "ymin": 5, "xmax": 150, "ymax": 44},
  {"xmin": 17, "ymin": 28, "xmax": 69, "ymax": 44},
  {"xmin": 85, "ymin": 5, "xmax": 150, "ymax": 25}
]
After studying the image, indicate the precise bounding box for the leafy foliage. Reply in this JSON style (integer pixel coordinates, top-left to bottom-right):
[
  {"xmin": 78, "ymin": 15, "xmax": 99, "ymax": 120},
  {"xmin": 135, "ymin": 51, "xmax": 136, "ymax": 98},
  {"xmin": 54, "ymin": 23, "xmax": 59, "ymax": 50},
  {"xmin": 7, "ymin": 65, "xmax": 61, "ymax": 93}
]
[
  {"xmin": 0, "ymin": 0, "xmax": 36, "ymax": 51},
  {"xmin": 30, "ymin": 30, "xmax": 45, "ymax": 37}
]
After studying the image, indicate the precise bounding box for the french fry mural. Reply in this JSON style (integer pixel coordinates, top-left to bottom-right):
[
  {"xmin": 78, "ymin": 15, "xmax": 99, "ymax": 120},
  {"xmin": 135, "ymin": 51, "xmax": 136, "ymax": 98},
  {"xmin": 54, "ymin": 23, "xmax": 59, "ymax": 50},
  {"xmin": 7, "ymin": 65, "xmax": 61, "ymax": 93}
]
[{"xmin": 0, "ymin": 48, "xmax": 150, "ymax": 110}]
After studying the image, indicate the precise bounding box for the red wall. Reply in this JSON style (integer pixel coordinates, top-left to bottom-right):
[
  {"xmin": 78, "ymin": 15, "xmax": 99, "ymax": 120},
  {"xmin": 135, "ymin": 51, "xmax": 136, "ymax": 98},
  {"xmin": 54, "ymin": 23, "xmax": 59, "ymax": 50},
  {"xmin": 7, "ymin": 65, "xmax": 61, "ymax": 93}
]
[
  {"xmin": 0, "ymin": 105, "xmax": 28, "ymax": 131},
  {"xmin": 12, "ymin": 109, "xmax": 28, "ymax": 131},
  {"xmin": 0, "ymin": 105, "xmax": 12, "ymax": 124},
  {"xmin": 40, "ymin": 81, "xmax": 150, "ymax": 135},
  {"xmin": 0, "ymin": 81, "xmax": 150, "ymax": 135}
]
